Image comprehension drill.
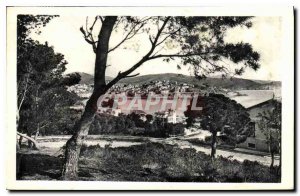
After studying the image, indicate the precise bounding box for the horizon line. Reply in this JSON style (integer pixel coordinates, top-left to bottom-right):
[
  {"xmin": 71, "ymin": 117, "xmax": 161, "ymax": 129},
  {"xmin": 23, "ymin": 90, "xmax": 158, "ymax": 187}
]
[{"xmin": 67, "ymin": 71, "xmax": 281, "ymax": 82}]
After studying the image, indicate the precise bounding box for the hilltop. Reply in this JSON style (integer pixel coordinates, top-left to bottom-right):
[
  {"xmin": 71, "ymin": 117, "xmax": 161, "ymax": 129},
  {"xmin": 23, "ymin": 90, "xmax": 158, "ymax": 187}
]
[
  {"xmin": 75, "ymin": 72, "xmax": 280, "ymax": 90},
  {"xmin": 77, "ymin": 72, "xmax": 113, "ymax": 85}
]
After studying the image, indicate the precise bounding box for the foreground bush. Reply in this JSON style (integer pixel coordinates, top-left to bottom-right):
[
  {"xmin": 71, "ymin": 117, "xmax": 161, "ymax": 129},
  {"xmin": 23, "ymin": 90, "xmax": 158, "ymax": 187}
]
[
  {"xmin": 17, "ymin": 142, "xmax": 280, "ymax": 182},
  {"xmin": 79, "ymin": 142, "xmax": 280, "ymax": 182}
]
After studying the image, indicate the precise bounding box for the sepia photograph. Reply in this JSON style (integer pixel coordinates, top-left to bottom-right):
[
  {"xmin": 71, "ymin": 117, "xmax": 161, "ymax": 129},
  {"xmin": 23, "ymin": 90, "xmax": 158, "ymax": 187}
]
[{"xmin": 5, "ymin": 6, "xmax": 294, "ymax": 190}]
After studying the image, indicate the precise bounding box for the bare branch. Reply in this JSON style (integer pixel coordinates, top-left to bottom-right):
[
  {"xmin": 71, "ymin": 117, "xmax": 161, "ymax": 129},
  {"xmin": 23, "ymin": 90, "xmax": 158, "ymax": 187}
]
[
  {"xmin": 149, "ymin": 36, "xmax": 154, "ymax": 45},
  {"xmin": 85, "ymin": 17, "xmax": 89, "ymax": 33},
  {"xmin": 80, "ymin": 26, "xmax": 97, "ymax": 53},
  {"xmin": 18, "ymin": 73, "xmax": 30, "ymax": 112},
  {"xmin": 105, "ymin": 17, "xmax": 171, "ymax": 90},
  {"xmin": 90, "ymin": 16, "xmax": 98, "ymax": 31},
  {"xmin": 113, "ymin": 17, "xmax": 122, "ymax": 30},
  {"xmin": 108, "ymin": 26, "xmax": 137, "ymax": 53},
  {"xmin": 121, "ymin": 18, "xmax": 171, "ymax": 76},
  {"xmin": 149, "ymin": 52, "xmax": 209, "ymax": 60},
  {"xmin": 155, "ymin": 28, "xmax": 181, "ymax": 47},
  {"xmin": 152, "ymin": 45, "xmax": 165, "ymax": 56},
  {"xmin": 198, "ymin": 56, "xmax": 231, "ymax": 76},
  {"xmin": 148, "ymin": 16, "xmax": 171, "ymax": 54},
  {"xmin": 108, "ymin": 17, "xmax": 151, "ymax": 53}
]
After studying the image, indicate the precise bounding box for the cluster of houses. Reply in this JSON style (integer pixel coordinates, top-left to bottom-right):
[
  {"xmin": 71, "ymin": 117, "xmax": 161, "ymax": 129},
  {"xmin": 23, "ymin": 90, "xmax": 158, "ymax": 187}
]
[
  {"xmin": 68, "ymin": 79, "xmax": 282, "ymax": 153},
  {"xmin": 107, "ymin": 80, "xmax": 200, "ymax": 96},
  {"xmin": 67, "ymin": 84, "xmax": 93, "ymax": 98}
]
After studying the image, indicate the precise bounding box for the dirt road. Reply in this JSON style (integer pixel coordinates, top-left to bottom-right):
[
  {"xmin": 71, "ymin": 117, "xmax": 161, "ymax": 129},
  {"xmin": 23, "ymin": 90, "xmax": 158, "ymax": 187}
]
[{"xmin": 32, "ymin": 135, "xmax": 278, "ymax": 166}]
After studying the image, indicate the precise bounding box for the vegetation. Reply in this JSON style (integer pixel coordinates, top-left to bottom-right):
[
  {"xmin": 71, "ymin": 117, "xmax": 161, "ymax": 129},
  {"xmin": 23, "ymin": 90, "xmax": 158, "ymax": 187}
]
[
  {"xmin": 16, "ymin": 15, "xmax": 263, "ymax": 180},
  {"xmin": 257, "ymin": 100, "xmax": 281, "ymax": 172},
  {"xmin": 61, "ymin": 16, "xmax": 261, "ymax": 179},
  {"xmin": 185, "ymin": 94, "xmax": 253, "ymax": 159},
  {"xmin": 17, "ymin": 143, "xmax": 280, "ymax": 182},
  {"xmin": 89, "ymin": 113, "xmax": 185, "ymax": 138},
  {"xmin": 76, "ymin": 72, "xmax": 281, "ymax": 91},
  {"xmin": 17, "ymin": 15, "xmax": 81, "ymax": 148}
]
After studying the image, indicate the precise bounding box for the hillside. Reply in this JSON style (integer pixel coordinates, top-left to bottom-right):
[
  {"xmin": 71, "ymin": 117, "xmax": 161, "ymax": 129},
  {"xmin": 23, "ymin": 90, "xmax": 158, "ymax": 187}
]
[
  {"xmin": 119, "ymin": 73, "xmax": 280, "ymax": 90},
  {"xmin": 75, "ymin": 72, "xmax": 280, "ymax": 90},
  {"xmin": 77, "ymin": 72, "xmax": 113, "ymax": 84}
]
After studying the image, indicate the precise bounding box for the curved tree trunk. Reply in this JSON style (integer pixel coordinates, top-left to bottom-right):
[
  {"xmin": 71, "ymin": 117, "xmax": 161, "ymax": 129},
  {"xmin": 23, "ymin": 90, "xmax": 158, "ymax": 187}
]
[
  {"xmin": 17, "ymin": 132, "xmax": 39, "ymax": 150},
  {"xmin": 61, "ymin": 16, "xmax": 117, "ymax": 180},
  {"xmin": 61, "ymin": 107, "xmax": 95, "ymax": 180}
]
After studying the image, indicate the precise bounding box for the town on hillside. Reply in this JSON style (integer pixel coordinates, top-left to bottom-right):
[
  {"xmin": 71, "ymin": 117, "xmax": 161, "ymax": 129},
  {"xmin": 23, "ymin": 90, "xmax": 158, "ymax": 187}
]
[
  {"xmin": 67, "ymin": 73, "xmax": 282, "ymax": 153},
  {"xmin": 14, "ymin": 13, "xmax": 291, "ymax": 186}
]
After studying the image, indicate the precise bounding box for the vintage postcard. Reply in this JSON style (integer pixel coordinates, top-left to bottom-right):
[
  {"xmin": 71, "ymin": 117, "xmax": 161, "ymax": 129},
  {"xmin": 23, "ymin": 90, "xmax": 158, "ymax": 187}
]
[{"xmin": 6, "ymin": 6, "xmax": 294, "ymax": 190}]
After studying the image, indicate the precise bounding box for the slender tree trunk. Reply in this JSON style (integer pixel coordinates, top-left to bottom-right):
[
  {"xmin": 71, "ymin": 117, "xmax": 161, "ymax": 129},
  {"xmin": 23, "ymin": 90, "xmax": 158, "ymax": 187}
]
[
  {"xmin": 277, "ymin": 140, "xmax": 281, "ymax": 176},
  {"xmin": 270, "ymin": 150, "xmax": 274, "ymax": 170},
  {"xmin": 269, "ymin": 133, "xmax": 274, "ymax": 170},
  {"xmin": 211, "ymin": 131, "xmax": 217, "ymax": 159},
  {"xmin": 34, "ymin": 123, "xmax": 40, "ymax": 141},
  {"xmin": 61, "ymin": 16, "xmax": 117, "ymax": 180},
  {"xmin": 18, "ymin": 136, "xmax": 23, "ymax": 147}
]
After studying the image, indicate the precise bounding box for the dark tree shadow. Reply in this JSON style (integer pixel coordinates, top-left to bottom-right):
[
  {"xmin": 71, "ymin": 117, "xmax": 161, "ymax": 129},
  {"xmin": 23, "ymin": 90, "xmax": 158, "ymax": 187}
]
[{"xmin": 17, "ymin": 153, "xmax": 63, "ymax": 180}]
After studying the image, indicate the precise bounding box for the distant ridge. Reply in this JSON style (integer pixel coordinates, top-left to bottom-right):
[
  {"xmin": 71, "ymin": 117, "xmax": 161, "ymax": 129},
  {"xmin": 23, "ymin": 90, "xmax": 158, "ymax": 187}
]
[
  {"xmin": 119, "ymin": 73, "xmax": 281, "ymax": 90},
  {"xmin": 76, "ymin": 72, "xmax": 113, "ymax": 84},
  {"xmin": 74, "ymin": 72, "xmax": 281, "ymax": 90}
]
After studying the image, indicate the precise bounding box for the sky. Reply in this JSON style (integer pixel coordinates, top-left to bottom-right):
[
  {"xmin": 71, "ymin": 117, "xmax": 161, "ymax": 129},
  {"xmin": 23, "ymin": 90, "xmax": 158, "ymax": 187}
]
[{"xmin": 30, "ymin": 15, "xmax": 283, "ymax": 81}]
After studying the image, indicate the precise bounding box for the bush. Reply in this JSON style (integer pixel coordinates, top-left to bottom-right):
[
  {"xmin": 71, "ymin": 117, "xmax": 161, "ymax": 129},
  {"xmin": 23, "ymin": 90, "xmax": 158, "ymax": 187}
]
[
  {"xmin": 78, "ymin": 142, "xmax": 280, "ymax": 182},
  {"xmin": 17, "ymin": 142, "xmax": 281, "ymax": 182},
  {"xmin": 89, "ymin": 114, "xmax": 184, "ymax": 138}
]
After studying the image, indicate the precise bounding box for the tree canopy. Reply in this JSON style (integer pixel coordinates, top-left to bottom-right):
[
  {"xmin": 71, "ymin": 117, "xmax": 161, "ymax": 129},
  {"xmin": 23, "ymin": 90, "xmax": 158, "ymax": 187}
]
[
  {"xmin": 81, "ymin": 16, "xmax": 260, "ymax": 83},
  {"xmin": 257, "ymin": 100, "xmax": 281, "ymax": 170},
  {"xmin": 62, "ymin": 16, "xmax": 261, "ymax": 179},
  {"xmin": 185, "ymin": 94, "xmax": 253, "ymax": 158},
  {"xmin": 17, "ymin": 15, "xmax": 81, "ymax": 138}
]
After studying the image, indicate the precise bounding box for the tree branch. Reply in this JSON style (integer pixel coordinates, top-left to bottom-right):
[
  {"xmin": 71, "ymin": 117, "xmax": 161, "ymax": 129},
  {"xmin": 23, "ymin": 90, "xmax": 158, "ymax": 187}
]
[
  {"xmin": 17, "ymin": 132, "xmax": 39, "ymax": 150},
  {"xmin": 18, "ymin": 61, "xmax": 33, "ymax": 113},
  {"xmin": 155, "ymin": 28, "xmax": 181, "ymax": 47},
  {"xmin": 18, "ymin": 73, "xmax": 29, "ymax": 112},
  {"xmin": 80, "ymin": 26, "xmax": 97, "ymax": 53},
  {"xmin": 199, "ymin": 56, "xmax": 230, "ymax": 75},
  {"xmin": 149, "ymin": 17, "xmax": 171, "ymax": 49},
  {"xmin": 90, "ymin": 16, "xmax": 98, "ymax": 31},
  {"xmin": 149, "ymin": 52, "xmax": 209, "ymax": 60},
  {"xmin": 108, "ymin": 26, "xmax": 137, "ymax": 53},
  {"xmin": 149, "ymin": 36, "xmax": 154, "ymax": 45},
  {"xmin": 108, "ymin": 17, "xmax": 151, "ymax": 53},
  {"xmin": 105, "ymin": 17, "xmax": 171, "ymax": 89}
]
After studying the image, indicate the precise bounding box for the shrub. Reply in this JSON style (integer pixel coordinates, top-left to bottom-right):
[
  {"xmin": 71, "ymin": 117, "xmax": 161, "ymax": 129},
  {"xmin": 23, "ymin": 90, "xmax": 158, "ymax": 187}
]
[
  {"xmin": 89, "ymin": 114, "xmax": 184, "ymax": 138},
  {"xmin": 77, "ymin": 143, "xmax": 280, "ymax": 182}
]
